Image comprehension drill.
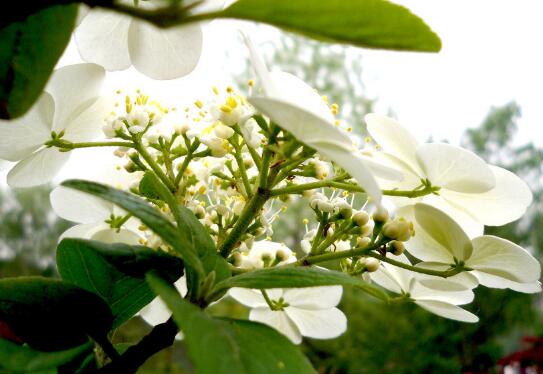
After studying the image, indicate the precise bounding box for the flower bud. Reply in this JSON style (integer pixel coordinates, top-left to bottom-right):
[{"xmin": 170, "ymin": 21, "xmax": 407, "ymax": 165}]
[
  {"xmin": 356, "ymin": 236, "xmax": 371, "ymax": 249},
  {"xmin": 363, "ymin": 257, "xmax": 380, "ymax": 272},
  {"xmin": 390, "ymin": 241, "xmax": 405, "ymax": 256},
  {"xmin": 372, "ymin": 206, "xmax": 389, "ymax": 223},
  {"xmin": 383, "ymin": 219, "xmax": 412, "ymax": 241},
  {"xmin": 175, "ymin": 123, "xmax": 190, "ymax": 135},
  {"xmin": 352, "ymin": 211, "xmax": 370, "ymax": 226},
  {"xmin": 194, "ymin": 205, "xmax": 206, "ymax": 219},
  {"xmin": 214, "ymin": 123, "xmax": 235, "ymax": 139}
]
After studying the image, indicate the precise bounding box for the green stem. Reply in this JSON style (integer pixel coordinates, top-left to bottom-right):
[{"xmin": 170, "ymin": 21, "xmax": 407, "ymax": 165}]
[
  {"xmin": 260, "ymin": 289, "xmax": 276, "ymax": 310},
  {"xmin": 230, "ymin": 134, "xmax": 252, "ymax": 197},
  {"xmin": 365, "ymin": 252, "xmax": 464, "ymax": 278},
  {"xmin": 134, "ymin": 140, "xmax": 175, "ymax": 191},
  {"xmin": 49, "ymin": 140, "xmax": 135, "ymax": 150}
]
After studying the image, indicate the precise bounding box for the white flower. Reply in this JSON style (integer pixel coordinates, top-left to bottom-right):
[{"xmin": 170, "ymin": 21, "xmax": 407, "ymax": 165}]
[
  {"xmin": 242, "ymin": 35, "xmax": 402, "ymax": 206},
  {"xmin": 50, "ymin": 164, "xmax": 142, "ymax": 243},
  {"xmin": 229, "ymin": 286, "xmax": 347, "ymax": 344},
  {"xmin": 401, "ymin": 203, "xmax": 541, "ymax": 292},
  {"xmin": 366, "ymin": 114, "xmax": 533, "ymax": 236},
  {"xmin": 74, "ymin": 1, "xmax": 225, "ymax": 79},
  {"xmin": 140, "ymin": 276, "xmax": 187, "ymax": 340},
  {"xmin": 371, "ymin": 254, "xmax": 479, "ymax": 322},
  {"xmin": 0, "ymin": 64, "xmax": 108, "ymax": 187}
]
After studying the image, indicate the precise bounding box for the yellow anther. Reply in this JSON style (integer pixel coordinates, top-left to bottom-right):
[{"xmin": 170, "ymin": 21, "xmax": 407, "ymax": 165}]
[
  {"xmin": 226, "ymin": 96, "xmax": 238, "ymax": 109},
  {"xmin": 195, "ymin": 100, "xmax": 204, "ymax": 109},
  {"xmin": 171, "ymin": 106, "xmax": 177, "ymax": 111},
  {"xmin": 375, "ymin": 144, "xmax": 381, "ymax": 150},
  {"xmin": 116, "ymin": 89, "xmax": 122, "ymax": 94},
  {"xmin": 114, "ymin": 101, "xmax": 119, "ymax": 107},
  {"xmin": 198, "ymin": 185, "xmax": 207, "ymax": 194},
  {"xmin": 226, "ymin": 86, "xmax": 234, "ymax": 93},
  {"xmin": 364, "ymin": 136, "xmax": 372, "ymax": 143},
  {"xmin": 321, "ymin": 95, "xmax": 329, "ymax": 104},
  {"xmin": 212, "ymin": 86, "xmax": 219, "ymax": 95},
  {"xmin": 199, "ymin": 110, "xmax": 207, "ymax": 117},
  {"xmin": 138, "ymin": 238, "xmax": 146, "ymax": 245},
  {"xmin": 266, "ymin": 236, "xmax": 272, "ymax": 241},
  {"xmin": 331, "ymin": 103, "xmax": 339, "ymax": 110},
  {"xmin": 138, "ymin": 225, "xmax": 147, "ymax": 231},
  {"xmin": 302, "ymin": 218, "xmax": 309, "ymax": 225},
  {"xmin": 248, "ymin": 79, "xmax": 255, "ymax": 87},
  {"xmin": 280, "ymin": 206, "xmax": 287, "ymax": 212},
  {"xmin": 335, "ymin": 120, "xmax": 341, "ymax": 126},
  {"xmin": 347, "ymin": 127, "xmax": 353, "ymax": 132},
  {"xmin": 136, "ymin": 89, "xmax": 141, "ymax": 94},
  {"xmin": 115, "ymin": 165, "xmax": 121, "ymax": 171},
  {"xmin": 220, "ymin": 105, "xmax": 232, "ymax": 113}
]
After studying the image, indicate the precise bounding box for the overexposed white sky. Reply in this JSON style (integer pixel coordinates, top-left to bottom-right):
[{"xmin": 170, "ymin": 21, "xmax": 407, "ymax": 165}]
[{"xmin": 49, "ymin": 0, "xmax": 543, "ymax": 180}]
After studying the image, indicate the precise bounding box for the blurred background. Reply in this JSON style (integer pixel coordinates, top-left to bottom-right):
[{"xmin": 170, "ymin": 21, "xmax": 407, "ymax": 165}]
[{"xmin": 1, "ymin": 1, "xmax": 543, "ymax": 372}]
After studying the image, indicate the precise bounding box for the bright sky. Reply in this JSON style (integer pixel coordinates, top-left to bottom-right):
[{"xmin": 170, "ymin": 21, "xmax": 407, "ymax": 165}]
[{"xmin": 10, "ymin": 0, "xmax": 543, "ymax": 182}]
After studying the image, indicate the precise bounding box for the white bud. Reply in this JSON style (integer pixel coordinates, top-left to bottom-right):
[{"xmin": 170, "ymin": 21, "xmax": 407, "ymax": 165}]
[
  {"xmin": 214, "ymin": 123, "xmax": 235, "ymax": 139},
  {"xmin": 372, "ymin": 206, "xmax": 389, "ymax": 223},
  {"xmin": 364, "ymin": 257, "xmax": 380, "ymax": 272},
  {"xmin": 353, "ymin": 211, "xmax": 370, "ymax": 226}
]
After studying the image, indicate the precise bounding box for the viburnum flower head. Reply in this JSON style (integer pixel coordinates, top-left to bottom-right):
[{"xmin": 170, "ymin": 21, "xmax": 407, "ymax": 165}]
[
  {"xmin": 242, "ymin": 34, "xmax": 403, "ymax": 206},
  {"xmin": 371, "ymin": 254, "xmax": 479, "ymax": 322},
  {"xmin": 229, "ymin": 286, "xmax": 347, "ymax": 344},
  {"xmin": 401, "ymin": 203, "xmax": 541, "ymax": 293},
  {"xmin": 0, "ymin": 64, "xmax": 108, "ymax": 187},
  {"xmin": 75, "ymin": 0, "xmax": 226, "ymax": 79},
  {"xmin": 366, "ymin": 114, "xmax": 532, "ymax": 236}
]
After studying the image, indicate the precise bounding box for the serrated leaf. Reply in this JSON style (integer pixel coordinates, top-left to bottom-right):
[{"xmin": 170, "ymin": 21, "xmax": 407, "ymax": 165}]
[
  {"xmin": 57, "ymin": 238, "xmax": 183, "ymax": 328},
  {"xmin": 211, "ymin": 266, "xmax": 389, "ymax": 302},
  {"xmin": 0, "ymin": 4, "xmax": 77, "ymax": 119},
  {"xmin": 220, "ymin": 0, "xmax": 440, "ymax": 52},
  {"xmin": 0, "ymin": 277, "xmax": 113, "ymax": 351},
  {"xmin": 0, "ymin": 339, "xmax": 93, "ymax": 373},
  {"xmin": 147, "ymin": 272, "xmax": 315, "ymax": 374}
]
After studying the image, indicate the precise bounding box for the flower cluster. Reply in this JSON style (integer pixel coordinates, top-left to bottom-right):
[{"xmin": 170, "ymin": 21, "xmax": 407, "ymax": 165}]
[{"xmin": 0, "ymin": 35, "xmax": 539, "ymax": 346}]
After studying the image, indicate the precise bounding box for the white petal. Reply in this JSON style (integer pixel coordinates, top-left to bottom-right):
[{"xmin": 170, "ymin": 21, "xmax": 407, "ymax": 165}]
[
  {"xmin": 313, "ymin": 141, "xmax": 382, "ymax": 205},
  {"xmin": 229, "ymin": 288, "xmax": 276, "ymax": 308},
  {"xmin": 64, "ymin": 96, "xmax": 111, "ymax": 142},
  {"xmin": 269, "ymin": 71, "xmax": 335, "ymax": 124},
  {"xmin": 249, "ymin": 97, "xmax": 349, "ymax": 146},
  {"xmin": 421, "ymin": 194, "xmax": 484, "ymax": 238},
  {"xmin": 128, "ymin": 21, "xmax": 202, "ymax": 80},
  {"xmin": 410, "ymin": 280, "xmax": 474, "ymax": 305},
  {"xmin": 416, "ymin": 262, "xmax": 480, "ymax": 289},
  {"xmin": 59, "ymin": 223, "xmax": 99, "ymax": 241},
  {"xmin": 468, "ymin": 236, "xmax": 540, "ymax": 284},
  {"xmin": 414, "ymin": 300, "xmax": 478, "ymax": 323},
  {"xmin": 75, "ymin": 10, "xmax": 132, "ymax": 71},
  {"xmin": 90, "ymin": 228, "xmax": 141, "ymax": 245},
  {"xmin": 50, "ymin": 186, "xmax": 112, "ymax": 223},
  {"xmin": 46, "ymin": 64, "xmax": 105, "ymax": 131},
  {"xmin": 283, "ymin": 286, "xmax": 342, "ymax": 309},
  {"xmin": 285, "ymin": 306, "xmax": 347, "ymax": 340},
  {"xmin": 472, "ymin": 271, "xmax": 541, "ymax": 294},
  {"xmin": 414, "ymin": 203, "xmax": 473, "ymax": 261},
  {"xmin": 416, "ymin": 143, "xmax": 495, "ymax": 193},
  {"xmin": 365, "ymin": 113, "xmax": 421, "ymax": 176},
  {"xmin": 371, "ymin": 256, "xmax": 413, "ymax": 293},
  {"xmin": 399, "ymin": 205, "xmax": 456, "ymax": 263},
  {"xmin": 0, "ymin": 93, "xmax": 53, "ymax": 161},
  {"xmin": 360, "ymin": 154, "xmax": 404, "ymax": 182},
  {"xmin": 440, "ymin": 165, "xmax": 532, "ymax": 227},
  {"xmin": 242, "ymin": 33, "xmax": 275, "ymax": 95},
  {"xmin": 7, "ymin": 148, "xmax": 70, "ymax": 187},
  {"xmin": 249, "ymin": 308, "xmax": 301, "ymax": 344},
  {"xmin": 140, "ymin": 296, "xmax": 172, "ymax": 326},
  {"xmin": 370, "ymin": 266, "xmax": 404, "ymax": 294}
]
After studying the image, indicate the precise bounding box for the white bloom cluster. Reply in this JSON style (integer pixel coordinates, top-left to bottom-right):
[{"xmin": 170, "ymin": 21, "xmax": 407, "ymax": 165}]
[{"xmin": 0, "ymin": 34, "xmax": 539, "ymax": 346}]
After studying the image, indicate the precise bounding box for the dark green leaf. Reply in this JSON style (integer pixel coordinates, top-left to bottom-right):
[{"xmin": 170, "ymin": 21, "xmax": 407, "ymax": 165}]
[
  {"xmin": 138, "ymin": 172, "xmax": 161, "ymax": 200},
  {"xmin": 220, "ymin": 0, "xmax": 440, "ymax": 52},
  {"xmin": 211, "ymin": 267, "xmax": 389, "ymax": 302},
  {"xmin": 147, "ymin": 272, "xmax": 315, "ymax": 374},
  {"xmin": 57, "ymin": 238, "xmax": 183, "ymax": 328},
  {"xmin": 0, "ymin": 277, "xmax": 113, "ymax": 351},
  {"xmin": 0, "ymin": 4, "xmax": 77, "ymax": 119},
  {"xmin": 0, "ymin": 339, "xmax": 92, "ymax": 373},
  {"xmin": 61, "ymin": 179, "xmax": 205, "ymax": 277}
]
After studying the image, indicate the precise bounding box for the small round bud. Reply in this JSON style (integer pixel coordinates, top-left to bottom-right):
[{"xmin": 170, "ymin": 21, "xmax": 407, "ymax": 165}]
[
  {"xmin": 353, "ymin": 211, "xmax": 370, "ymax": 226},
  {"xmin": 390, "ymin": 241, "xmax": 405, "ymax": 256},
  {"xmin": 372, "ymin": 206, "xmax": 389, "ymax": 223},
  {"xmin": 356, "ymin": 236, "xmax": 371, "ymax": 249},
  {"xmin": 276, "ymin": 249, "xmax": 290, "ymax": 262},
  {"xmin": 382, "ymin": 221, "xmax": 400, "ymax": 239},
  {"xmin": 360, "ymin": 223, "xmax": 373, "ymax": 237},
  {"xmin": 194, "ymin": 205, "xmax": 206, "ymax": 219},
  {"xmin": 338, "ymin": 207, "xmax": 353, "ymax": 219},
  {"xmin": 364, "ymin": 257, "xmax": 380, "ymax": 272},
  {"xmin": 317, "ymin": 201, "xmax": 334, "ymax": 213}
]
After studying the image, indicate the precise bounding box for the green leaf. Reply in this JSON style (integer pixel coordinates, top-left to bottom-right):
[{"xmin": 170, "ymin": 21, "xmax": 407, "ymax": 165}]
[
  {"xmin": 57, "ymin": 238, "xmax": 183, "ymax": 328},
  {"xmin": 147, "ymin": 272, "xmax": 315, "ymax": 374},
  {"xmin": 138, "ymin": 172, "xmax": 231, "ymax": 298},
  {"xmin": 138, "ymin": 172, "xmax": 161, "ymax": 200},
  {"xmin": 0, "ymin": 339, "xmax": 93, "ymax": 373},
  {"xmin": 211, "ymin": 267, "xmax": 389, "ymax": 302},
  {"xmin": 0, "ymin": 277, "xmax": 113, "ymax": 351},
  {"xmin": 61, "ymin": 179, "xmax": 205, "ymax": 277},
  {"xmin": 220, "ymin": 0, "xmax": 440, "ymax": 52},
  {"xmin": 0, "ymin": 4, "xmax": 77, "ymax": 119}
]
